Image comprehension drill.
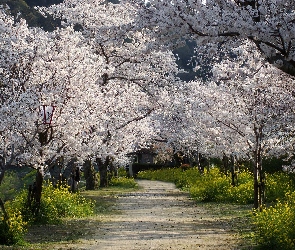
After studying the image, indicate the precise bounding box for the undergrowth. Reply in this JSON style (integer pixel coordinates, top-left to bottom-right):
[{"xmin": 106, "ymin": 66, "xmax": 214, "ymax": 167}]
[{"xmin": 0, "ymin": 181, "xmax": 95, "ymax": 245}]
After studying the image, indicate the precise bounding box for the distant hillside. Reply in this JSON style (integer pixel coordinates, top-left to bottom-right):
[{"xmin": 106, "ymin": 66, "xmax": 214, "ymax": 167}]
[
  {"xmin": 25, "ymin": 0, "xmax": 63, "ymax": 7},
  {"xmin": 0, "ymin": 0, "xmax": 60, "ymax": 31},
  {"xmin": 174, "ymin": 40, "xmax": 212, "ymax": 82}
]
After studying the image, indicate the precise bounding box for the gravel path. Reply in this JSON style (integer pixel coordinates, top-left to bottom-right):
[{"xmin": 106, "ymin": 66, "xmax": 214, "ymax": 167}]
[{"xmin": 67, "ymin": 179, "xmax": 245, "ymax": 250}]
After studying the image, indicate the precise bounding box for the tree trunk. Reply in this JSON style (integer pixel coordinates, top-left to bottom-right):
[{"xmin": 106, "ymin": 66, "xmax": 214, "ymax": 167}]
[
  {"xmin": 253, "ymin": 125, "xmax": 265, "ymax": 210},
  {"xmin": 0, "ymin": 197, "xmax": 8, "ymax": 222},
  {"xmin": 0, "ymin": 197, "xmax": 9, "ymax": 239},
  {"xmin": 108, "ymin": 160, "xmax": 117, "ymax": 181},
  {"xmin": 222, "ymin": 153, "xmax": 229, "ymax": 175},
  {"xmin": 253, "ymin": 159, "xmax": 259, "ymax": 209},
  {"xmin": 70, "ymin": 166, "xmax": 80, "ymax": 193},
  {"xmin": 31, "ymin": 167, "xmax": 43, "ymax": 216},
  {"xmin": 253, "ymin": 159, "xmax": 264, "ymax": 210},
  {"xmin": 199, "ymin": 153, "xmax": 206, "ymax": 174},
  {"xmin": 0, "ymin": 165, "xmax": 5, "ymax": 186},
  {"xmin": 49, "ymin": 158, "xmax": 63, "ymax": 187},
  {"xmin": 230, "ymin": 154, "xmax": 237, "ymax": 186},
  {"xmin": 96, "ymin": 157, "xmax": 109, "ymax": 188},
  {"xmin": 173, "ymin": 151, "xmax": 183, "ymax": 167},
  {"xmin": 83, "ymin": 159, "xmax": 98, "ymax": 190}
]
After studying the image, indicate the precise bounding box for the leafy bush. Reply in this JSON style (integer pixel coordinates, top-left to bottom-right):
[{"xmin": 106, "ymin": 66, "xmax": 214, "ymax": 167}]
[
  {"xmin": 0, "ymin": 204, "xmax": 27, "ymax": 245},
  {"xmin": 265, "ymin": 172, "xmax": 294, "ymax": 203},
  {"xmin": 138, "ymin": 167, "xmax": 254, "ymax": 204},
  {"xmin": 0, "ymin": 171, "xmax": 21, "ymax": 202},
  {"xmin": 137, "ymin": 168, "xmax": 183, "ymax": 183},
  {"xmin": 132, "ymin": 163, "xmax": 165, "ymax": 177},
  {"xmin": 117, "ymin": 167, "xmax": 128, "ymax": 177},
  {"xmin": 11, "ymin": 181, "xmax": 95, "ymax": 225},
  {"xmin": 137, "ymin": 167, "xmax": 295, "ymax": 205},
  {"xmin": 21, "ymin": 169, "xmax": 37, "ymax": 189},
  {"xmin": 109, "ymin": 177, "xmax": 138, "ymax": 188},
  {"xmin": 223, "ymin": 170, "xmax": 254, "ymax": 204},
  {"xmin": 189, "ymin": 168, "xmax": 232, "ymax": 202},
  {"xmin": 253, "ymin": 191, "xmax": 295, "ymax": 250}
]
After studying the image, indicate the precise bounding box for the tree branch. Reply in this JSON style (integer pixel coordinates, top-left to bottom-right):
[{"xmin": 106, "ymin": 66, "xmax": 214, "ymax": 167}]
[{"xmin": 116, "ymin": 108, "xmax": 154, "ymax": 130}]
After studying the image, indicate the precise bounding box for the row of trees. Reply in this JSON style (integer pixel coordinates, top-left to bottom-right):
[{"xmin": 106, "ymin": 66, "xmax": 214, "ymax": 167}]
[
  {"xmin": 0, "ymin": 0, "xmax": 180, "ymax": 216},
  {"xmin": 132, "ymin": 0, "xmax": 295, "ymax": 209},
  {"xmin": 0, "ymin": 0, "xmax": 295, "ymax": 214}
]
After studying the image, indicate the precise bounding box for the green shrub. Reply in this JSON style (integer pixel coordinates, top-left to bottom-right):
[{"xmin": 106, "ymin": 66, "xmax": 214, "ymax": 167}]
[
  {"xmin": 21, "ymin": 169, "xmax": 36, "ymax": 189},
  {"xmin": 137, "ymin": 168, "xmax": 183, "ymax": 183},
  {"xmin": 0, "ymin": 202, "xmax": 28, "ymax": 245},
  {"xmin": 253, "ymin": 191, "xmax": 295, "ymax": 250},
  {"xmin": 137, "ymin": 167, "xmax": 295, "ymax": 206},
  {"xmin": 0, "ymin": 171, "xmax": 22, "ymax": 202},
  {"xmin": 225, "ymin": 181, "xmax": 254, "ymax": 204},
  {"xmin": 223, "ymin": 170, "xmax": 254, "ymax": 204},
  {"xmin": 109, "ymin": 177, "xmax": 138, "ymax": 188},
  {"xmin": 138, "ymin": 167, "xmax": 255, "ymax": 204},
  {"xmin": 189, "ymin": 168, "xmax": 231, "ymax": 202},
  {"xmin": 265, "ymin": 172, "xmax": 294, "ymax": 203},
  {"xmin": 12, "ymin": 182, "xmax": 95, "ymax": 225},
  {"xmin": 132, "ymin": 163, "xmax": 165, "ymax": 177},
  {"xmin": 117, "ymin": 167, "xmax": 128, "ymax": 177}
]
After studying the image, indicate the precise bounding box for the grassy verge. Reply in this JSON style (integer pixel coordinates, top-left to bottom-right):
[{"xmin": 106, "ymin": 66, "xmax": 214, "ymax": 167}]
[{"xmin": 199, "ymin": 202, "xmax": 257, "ymax": 249}]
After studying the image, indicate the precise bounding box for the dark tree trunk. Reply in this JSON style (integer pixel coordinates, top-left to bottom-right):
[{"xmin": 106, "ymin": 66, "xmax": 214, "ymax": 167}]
[
  {"xmin": 173, "ymin": 151, "xmax": 183, "ymax": 167},
  {"xmin": 230, "ymin": 154, "xmax": 237, "ymax": 186},
  {"xmin": 222, "ymin": 153, "xmax": 229, "ymax": 175},
  {"xmin": 49, "ymin": 157, "xmax": 63, "ymax": 187},
  {"xmin": 199, "ymin": 153, "xmax": 207, "ymax": 174},
  {"xmin": 253, "ymin": 125, "xmax": 265, "ymax": 210},
  {"xmin": 83, "ymin": 159, "xmax": 98, "ymax": 190},
  {"xmin": 108, "ymin": 160, "xmax": 117, "ymax": 181},
  {"xmin": 29, "ymin": 167, "xmax": 43, "ymax": 216},
  {"xmin": 96, "ymin": 157, "xmax": 109, "ymax": 188},
  {"xmin": 0, "ymin": 197, "xmax": 8, "ymax": 222},
  {"xmin": 70, "ymin": 166, "xmax": 80, "ymax": 193},
  {"xmin": 253, "ymin": 159, "xmax": 259, "ymax": 210}
]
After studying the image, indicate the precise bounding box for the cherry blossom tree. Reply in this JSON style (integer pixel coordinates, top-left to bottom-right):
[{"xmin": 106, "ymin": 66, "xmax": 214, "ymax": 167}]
[
  {"xmin": 0, "ymin": 6, "xmax": 111, "ymax": 213},
  {"xmin": 183, "ymin": 59, "xmax": 295, "ymax": 208},
  {"xmin": 41, "ymin": 0, "xmax": 180, "ymax": 186},
  {"xmin": 131, "ymin": 0, "xmax": 295, "ymax": 77}
]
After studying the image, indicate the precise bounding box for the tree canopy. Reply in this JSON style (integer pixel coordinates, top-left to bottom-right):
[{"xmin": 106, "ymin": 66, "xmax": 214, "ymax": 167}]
[{"xmin": 1, "ymin": 0, "xmax": 295, "ymax": 210}]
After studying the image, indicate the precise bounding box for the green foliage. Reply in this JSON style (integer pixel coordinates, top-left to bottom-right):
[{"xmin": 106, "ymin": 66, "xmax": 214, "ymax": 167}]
[
  {"xmin": 7, "ymin": 181, "xmax": 95, "ymax": 227},
  {"xmin": 138, "ymin": 167, "xmax": 254, "ymax": 204},
  {"xmin": 0, "ymin": 171, "xmax": 21, "ymax": 202},
  {"xmin": 109, "ymin": 177, "xmax": 138, "ymax": 189},
  {"xmin": 0, "ymin": 169, "xmax": 33, "ymax": 245},
  {"xmin": 138, "ymin": 167, "xmax": 294, "ymax": 205},
  {"xmin": 117, "ymin": 167, "xmax": 128, "ymax": 177},
  {"xmin": 262, "ymin": 156, "xmax": 286, "ymax": 173},
  {"xmin": 137, "ymin": 167, "xmax": 183, "ymax": 184},
  {"xmin": 265, "ymin": 172, "xmax": 295, "ymax": 202},
  {"xmin": 189, "ymin": 168, "xmax": 231, "ymax": 202},
  {"xmin": 188, "ymin": 168, "xmax": 253, "ymax": 204},
  {"xmin": 0, "ymin": 204, "xmax": 27, "ymax": 245},
  {"xmin": 3, "ymin": 0, "xmax": 60, "ymax": 31},
  {"xmin": 253, "ymin": 191, "xmax": 295, "ymax": 250},
  {"xmin": 0, "ymin": 180, "xmax": 95, "ymax": 245},
  {"xmin": 132, "ymin": 163, "xmax": 165, "ymax": 177},
  {"xmin": 21, "ymin": 170, "xmax": 36, "ymax": 189}
]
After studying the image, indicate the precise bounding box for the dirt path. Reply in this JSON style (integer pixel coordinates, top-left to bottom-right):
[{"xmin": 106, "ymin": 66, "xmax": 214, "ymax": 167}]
[{"xmin": 53, "ymin": 179, "xmax": 249, "ymax": 250}]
